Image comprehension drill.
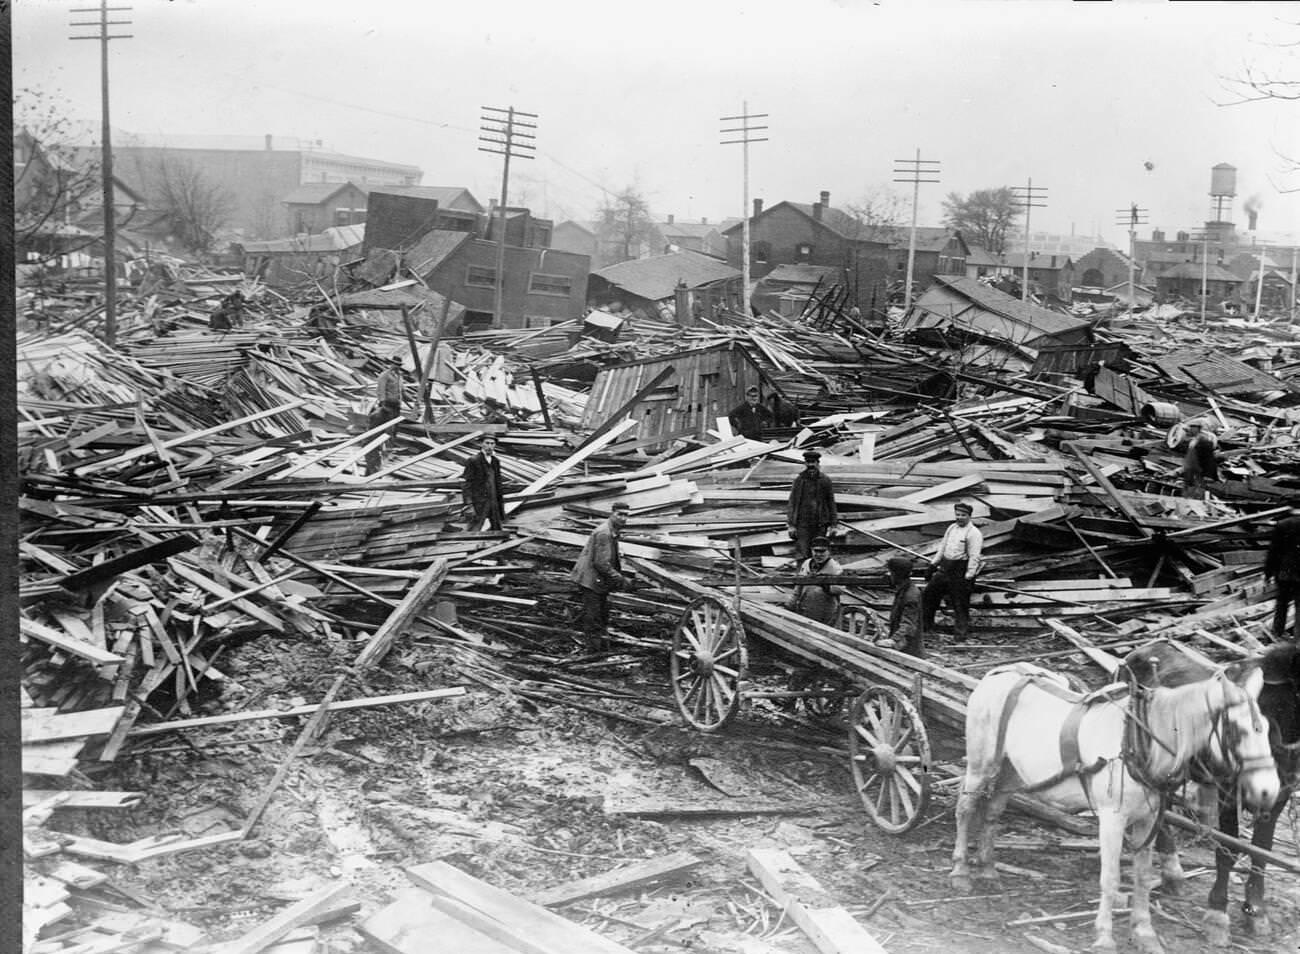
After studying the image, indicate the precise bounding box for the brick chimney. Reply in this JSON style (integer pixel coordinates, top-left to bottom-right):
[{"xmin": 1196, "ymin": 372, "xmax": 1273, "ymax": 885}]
[
  {"xmin": 1247, "ymin": 209, "xmax": 1259, "ymax": 230},
  {"xmin": 1050, "ymin": 254, "xmax": 1057, "ymax": 267},
  {"xmin": 265, "ymin": 134, "xmax": 273, "ymax": 151},
  {"xmin": 819, "ymin": 190, "xmax": 830, "ymax": 207},
  {"xmin": 753, "ymin": 198, "xmax": 763, "ymax": 217},
  {"xmin": 701, "ymin": 217, "xmax": 708, "ymax": 225},
  {"xmin": 813, "ymin": 202, "xmax": 823, "ymax": 222},
  {"xmin": 667, "ymin": 214, "xmax": 674, "ymax": 225}
]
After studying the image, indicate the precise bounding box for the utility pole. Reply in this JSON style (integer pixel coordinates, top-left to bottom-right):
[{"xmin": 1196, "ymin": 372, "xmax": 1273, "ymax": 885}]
[
  {"xmin": 720, "ymin": 103, "xmax": 767, "ymax": 318},
  {"xmin": 1011, "ymin": 179, "xmax": 1048, "ymax": 302},
  {"xmin": 1290, "ymin": 246, "xmax": 1298, "ymax": 325},
  {"xmin": 478, "ymin": 105, "xmax": 536, "ymax": 329},
  {"xmin": 1113, "ymin": 203, "xmax": 1147, "ymax": 316},
  {"xmin": 70, "ymin": 0, "xmax": 132, "ymax": 347},
  {"xmin": 1253, "ymin": 243, "xmax": 1268, "ymax": 321},
  {"xmin": 892, "ymin": 150, "xmax": 941, "ymax": 312}
]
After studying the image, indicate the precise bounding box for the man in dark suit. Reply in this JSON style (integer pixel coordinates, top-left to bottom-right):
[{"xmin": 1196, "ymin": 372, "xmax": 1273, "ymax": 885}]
[
  {"xmin": 728, "ymin": 386, "xmax": 773, "ymax": 440},
  {"xmin": 570, "ymin": 502, "xmax": 632, "ymax": 644},
  {"xmin": 462, "ymin": 435, "xmax": 506, "ymax": 530},
  {"xmin": 787, "ymin": 449, "xmax": 837, "ymax": 561},
  {"xmin": 1265, "ymin": 498, "xmax": 1300, "ymax": 641}
]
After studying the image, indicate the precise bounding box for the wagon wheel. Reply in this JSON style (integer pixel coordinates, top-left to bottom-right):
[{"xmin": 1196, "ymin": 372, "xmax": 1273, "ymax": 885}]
[
  {"xmin": 848, "ymin": 685, "xmax": 932, "ymax": 833},
  {"xmin": 839, "ymin": 606, "xmax": 874, "ymax": 638},
  {"xmin": 671, "ymin": 595, "xmax": 749, "ymax": 732}
]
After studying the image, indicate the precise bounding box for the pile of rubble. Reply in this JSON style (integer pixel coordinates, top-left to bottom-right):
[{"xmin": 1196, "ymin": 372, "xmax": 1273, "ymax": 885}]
[{"xmin": 17, "ymin": 268, "xmax": 1300, "ymax": 952}]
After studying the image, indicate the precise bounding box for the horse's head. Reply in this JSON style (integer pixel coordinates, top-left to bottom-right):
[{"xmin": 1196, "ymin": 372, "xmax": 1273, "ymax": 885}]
[{"xmin": 1209, "ymin": 668, "xmax": 1280, "ymax": 812}]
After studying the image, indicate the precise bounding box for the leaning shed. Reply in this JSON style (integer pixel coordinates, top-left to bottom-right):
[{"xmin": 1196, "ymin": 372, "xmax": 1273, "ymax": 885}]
[
  {"xmin": 903, "ymin": 275, "xmax": 1093, "ymax": 364},
  {"xmin": 580, "ymin": 341, "xmax": 773, "ymax": 442}
]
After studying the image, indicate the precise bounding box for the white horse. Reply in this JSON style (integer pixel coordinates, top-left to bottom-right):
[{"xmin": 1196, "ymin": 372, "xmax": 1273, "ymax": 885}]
[{"xmin": 951, "ymin": 663, "xmax": 1278, "ymax": 954}]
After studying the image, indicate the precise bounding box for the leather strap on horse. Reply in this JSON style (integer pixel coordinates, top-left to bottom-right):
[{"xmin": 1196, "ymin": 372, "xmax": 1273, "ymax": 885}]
[
  {"xmin": 1121, "ymin": 675, "xmax": 1182, "ymax": 849},
  {"xmin": 989, "ymin": 672, "xmax": 1108, "ymax": 800}
]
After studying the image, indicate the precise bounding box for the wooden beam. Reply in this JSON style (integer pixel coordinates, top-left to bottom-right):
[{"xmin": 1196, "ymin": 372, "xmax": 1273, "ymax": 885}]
[
  {"xmin": 578, "ymin": 367, "xmax": 675, "ymax": 450},
  {"xmin": 504, "ymin": 418, "xmax": 638, "ymax": 515},
  {"xmin": 127, "ymin": 687, "xmax": 466, "ymax": 737},
  {"xmin": 353, "ymin": 558, "xmax": 449, "ymax": 669},
  {"xmin": 746, "ymin": 848, "xmax": 888, "ymax": 954},
  {"xmin": 530, "ymin": 851, "xmax": 702, "ymax": 907},
  {"xmin": 210, "ymin": 883, "xmax": 359, "ymax": 954},
  {"xmin": 19, "ymin": 617, "xmax": 124, "ymax": 665},
  {"xmin": 57, "ymin": 535, "xmax": 199, "ymax": 591}
]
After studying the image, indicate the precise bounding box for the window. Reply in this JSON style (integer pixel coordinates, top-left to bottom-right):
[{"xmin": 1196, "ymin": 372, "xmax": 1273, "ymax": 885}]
[
  {"xmin": 467, "ymin": 265, "xmax": 496, "ymax": 287},
  {"xmin": 529, "ymin": 272, "xmax": 572, "ymax": 296},
  {"xmin": 334, "ymin": 209, "xmax": 361, "ymax": 226},
  {"xmin": 751, "ymin": 242, "xmax": 770, "ymax": 264},
  {"xmin": 796, "ymin": 243, "xmax": 813, "ymax": 262}
]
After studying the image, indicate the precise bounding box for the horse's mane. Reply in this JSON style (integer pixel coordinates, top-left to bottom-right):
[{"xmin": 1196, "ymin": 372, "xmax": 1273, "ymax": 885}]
[
  {"xmin": 1146, "ymin": 674, "xmax": 1243, "ymax": 770},
  {"xmin": 1121, "ymin": 639, "xmax": 1216, "ymax": 688}
]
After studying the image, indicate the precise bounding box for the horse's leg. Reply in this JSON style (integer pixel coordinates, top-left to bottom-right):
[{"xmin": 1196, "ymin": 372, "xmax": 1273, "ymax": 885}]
[
  {"xmin": 1152, "ymin": 822, "xmax": 1185, "ymax": 894},
  {"xmin": 1092, "ymin": 808, "xmax": 1125, "ymax": 953},
  {"xmin": 973, "ymin": 788, "xmax": 1011, "ymax": 888},
  {"xmin": 1242, "ymin": 792, "xmax": 1285, "ymax": 939},
  {"xmin": 950, "ymin": 774, "xmax": 985, "ymax": 893},
  {"xmin": 1205, "ymin": 791, "xmax": 1239, "ymax": 949},
  {"xmin": 1128, "ymin": 813, "xmax": 1164, "ymax": 954}
]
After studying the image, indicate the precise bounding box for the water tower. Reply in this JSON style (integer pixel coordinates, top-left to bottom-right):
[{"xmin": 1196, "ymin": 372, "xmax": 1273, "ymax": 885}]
[{"xmin": 1207, "ymin": 163, "xmax": 1237, "ymax": 241}]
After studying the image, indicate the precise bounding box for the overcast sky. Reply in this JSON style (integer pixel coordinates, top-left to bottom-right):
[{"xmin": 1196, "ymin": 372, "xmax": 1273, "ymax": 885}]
[{"xmin": 14, "ymin": 0, "xmax": 1300, "ymax": 249}]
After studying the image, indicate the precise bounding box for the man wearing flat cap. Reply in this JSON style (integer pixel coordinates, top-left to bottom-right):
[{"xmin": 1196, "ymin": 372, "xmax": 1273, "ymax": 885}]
[
  {"xmin": 787, "ymin": 450, "xmax": 838, "ymax": 561},
  {"xmin": 570, "ymin": 502, "xmax": 632, "ymax": 646},
  {"xmin": 885, "ymin": 555, "xmax": 925, "ymax": 657},
  {"xmin": 921, "ymin": 501, "xmax": 983, "ymax": 642},
  {"xmin": 728, "ymin": 385, "xmax": 773, "ymax": 440},
  {"xmin": 789, "ymin": 536, "xmax": 845, "ymax": 626}
]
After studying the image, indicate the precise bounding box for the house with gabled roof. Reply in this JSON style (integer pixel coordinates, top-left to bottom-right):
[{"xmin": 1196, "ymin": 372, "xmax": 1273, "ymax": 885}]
[
  {"xmin": 283, "ymin": 181, "xmax": 370, "ymax": 234},
  {"xmin": 722, "ymin": 190, "xmax": 893, "ymax": 312},
  {"xmin": 658, "ymin": 216, "xmax": 726, "ymax": 258},
  {"xmin": 1155, "ymin": 261, "xmax": 1242, "ymax": 302},
  {"xmin": 884, "ymin": 226, "xmax": 970, "ymax": 292},
  {"xmin": 588, "ymin": 249, "xmax": 741, "ymax": 322}
]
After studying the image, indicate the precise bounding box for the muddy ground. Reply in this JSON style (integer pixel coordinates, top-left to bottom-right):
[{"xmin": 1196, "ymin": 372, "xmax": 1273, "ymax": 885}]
[{"xmin": 60, "ymin": 606, "xmax": 1300, "ymax": 954}]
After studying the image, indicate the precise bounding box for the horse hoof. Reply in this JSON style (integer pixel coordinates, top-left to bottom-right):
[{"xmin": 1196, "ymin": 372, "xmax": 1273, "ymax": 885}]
[
  {"xmin": 1204, "ymin": 910, "xmax": 1230, "ymax": 948},
  {"xmin": 950, "ymin": 875, "xmax": 972, "ymax": 894},
  {"xmin": 1134, "ymin": 933, "xmax": 1164, "ymax": 954},
  {"xmin": 1089, "ymin": 938, "xmax": 1117, "ymax": 953},
  {"xmin": 1245, "ymin": 912, "xmax": 1271, "ymax": 938}
]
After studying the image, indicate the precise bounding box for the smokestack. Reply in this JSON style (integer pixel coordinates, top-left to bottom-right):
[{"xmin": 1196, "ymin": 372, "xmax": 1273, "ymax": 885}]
[
  {"xmin": 265, "ymin": 134, "xmax": 272, "ymax": 151},
  {"xmin": 1247, "ymin": 209, "xmax": 1258, "ymax": 231},
  {"xmin": 667, "ymin": 214, "xmax": 674, "ymax": 225},
  {"xmin": 753, "ymin": 198, "xmax": 763, "ymax": 217},
  {"xmin": 819, "ymin": 190, "xmax": 830, "ymax": 207}
]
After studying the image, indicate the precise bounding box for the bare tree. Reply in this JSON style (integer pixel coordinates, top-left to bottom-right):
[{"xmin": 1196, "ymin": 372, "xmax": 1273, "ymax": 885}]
[
  {"xmin": 941, "ymin": 187, "xmax": 1021, "ymax": 254},
  {"xmin": 152, "ymin": 153, "xmax": 235, "ymax": 257},
  {"xmin": 1220, "ymin": 18, "xmax": 1300, "ymax": 187},
  {"xmin": 596, "ymin": 187, "xmax": 660, "ymax": 264},
  {"xmin": 14, "ymin": 87, "xmax": 104, "ymax": 247},
  {"xmin": 843, "ymin": 185, "xmax": 907, "ymax": 238}
]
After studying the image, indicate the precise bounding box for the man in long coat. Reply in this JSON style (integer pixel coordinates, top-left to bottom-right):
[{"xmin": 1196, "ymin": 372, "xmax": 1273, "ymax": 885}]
[
  {"xmin": 365, "ymin": 356, "xmax": 404, "ymax": 475},
  {"xmin": 462, "ymin": 435, "xmax": 506, "ymax": 530},
  {"xmin": 787, "ymin": 450, "xmax": 837, "ymax": 561},
  {"xmin": 570, "ymin": 502, "xmax": 631, "ymax": 644},
  {"xmin": 1265, "ymin": 498, "xmax": 1300, "ymax": 642}
]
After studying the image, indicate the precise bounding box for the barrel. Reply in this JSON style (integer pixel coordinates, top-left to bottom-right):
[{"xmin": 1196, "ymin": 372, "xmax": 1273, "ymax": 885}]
[{"xmin": 1141, "ymin": 402, "xmax": 1181, "ymax": 426}]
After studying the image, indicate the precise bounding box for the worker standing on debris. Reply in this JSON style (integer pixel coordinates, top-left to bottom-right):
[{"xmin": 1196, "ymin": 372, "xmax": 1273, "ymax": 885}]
[
  {"xmin": 884, "ymin": 555, "xmax": 925, "ymax": 657},
  {"xmin": 364, "ymin": 356, "xmax": 405, "ymax": 476},
  {"xmin": 788, "ymin": 536, "xmax": 844, "ymax": 626},
  {"xmin": 1180, "ymin": 420, "xmax": 1219, "ymax": 499},
  {"xmin": 570, "ymin": 502, "xmax": 632, "ymax": 646},
  {"xmin": 1264, "ymin": 498, "xmax": 1300, "ymax": 642},
  {"xmin": 787, "ymin": 450, "xmax": 838, "ymax": 561},
  {"xmin": 921, "ymin": 501, "xmax": 983, "ymax": 643},
  {"xmin": 728, "ymin": 386, "xmax": 773, "ymax": 440},
  {"xmin": 462, "ymin": 435, "xmax": 506, "ymax": 531}
]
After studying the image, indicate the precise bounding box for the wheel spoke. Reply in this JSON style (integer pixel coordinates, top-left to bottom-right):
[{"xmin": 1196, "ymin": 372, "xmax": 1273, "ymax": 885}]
[
  {"xmin": 892, "ymin": 721, "xmax": 915, "ymax": 751},
  {"xmin": 892, "ymin": 775, "xmax": 915, "ymax": 820},
  {"xmin": 854, "ymin": 721, "xmax": 883, "ymax": 750},
  {"xmin": 863, "ymin": 700, "xmax": 887, "ymax": 738},
  {"xmin": 710, "ymin": 671, "xmax": 735, "ymax": 708},
  {"xmin": 714, "ymin": 663, "xmax": 741, "ymax": 679},
  {"xmin": 896, "ymin": 767, "xmax": 923, "ymax": 797},
  {"xmin": 714, "ymin": 646, "xmax": 740, "ymax": 663},
  {"xmin": 678, "ymin": 625, "xmax": 704, "ymax": 653}
]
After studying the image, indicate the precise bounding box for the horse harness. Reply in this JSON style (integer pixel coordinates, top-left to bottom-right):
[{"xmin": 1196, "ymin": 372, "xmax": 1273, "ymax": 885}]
[{"xmin": 987, "ymin": 665, "xmax": 1209, "ymax": 841}]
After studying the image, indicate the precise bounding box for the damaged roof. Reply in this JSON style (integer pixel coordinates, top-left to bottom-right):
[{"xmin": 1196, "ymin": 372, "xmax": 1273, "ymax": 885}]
[
  {"xmin": 403, "ymin": 228, "xmax": 473, "ymax": 278},
  {"xmin": 282, "ymin": 181, "xmax": 370, "ymax": 205},
  {"xmin": 906, "ymin": 275, "xmax": 1093, "ymax": 349},
  {"xmin": 760, "ymin": 264, "xmax": 843, "ymax": 286},
  {"xmin": 591, "ymin": 250, "xmax": 740, "ymax": 302},
  {"xmin": 367, "ymin": 185, "xmax": 484, "ymax": 213}
]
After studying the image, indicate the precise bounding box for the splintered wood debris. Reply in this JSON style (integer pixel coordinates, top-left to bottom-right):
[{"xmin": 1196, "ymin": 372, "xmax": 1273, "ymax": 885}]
[{"xmin": 18, "ymin": 267, "xmax": 1300, "ymax": 952}]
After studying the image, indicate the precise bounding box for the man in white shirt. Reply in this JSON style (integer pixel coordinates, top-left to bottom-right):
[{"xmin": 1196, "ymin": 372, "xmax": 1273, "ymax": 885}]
[{"xmin": 921, "ymin": 501, "xmax": 983, "ymax": 642}]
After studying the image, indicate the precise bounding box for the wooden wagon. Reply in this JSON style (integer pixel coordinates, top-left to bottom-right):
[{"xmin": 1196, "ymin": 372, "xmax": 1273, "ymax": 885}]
[{"xmin": 634, "ymin": 559, "xmax": 980, "ymax": 834}]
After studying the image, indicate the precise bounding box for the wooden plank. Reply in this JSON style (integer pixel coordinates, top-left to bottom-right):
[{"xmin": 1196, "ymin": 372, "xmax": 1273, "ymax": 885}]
[
  {"xmin": 21, "ymin": 707, "xmax": 125, "ymax": 744},
  {"xmin": 22, "ymin": 790, "xmax": 143, "ymax": 810},
  {"xmin": 898, "ymin": 472, "xmax": 984, "ymax": 504},
  {"xmin": 19, "ymin": 617, "xmax": 124, "ymax": 665},
  {"xmin": 127, "ymin": 687, "xmax": 466, "ymax": 737},
  {"xmin": 405, "ymin": 861, "xmax": 637, "ymax": 954},
  {"xmin": 746, "ymin": 848, "xmax": 888, "ymax": 954},
  {"xmin": 603, "ymin": 796, "xmax": 822, "ymax": 817},
  {"xmin": 353, "ymin": 558, "xmax": 449, "ymax": 669},
  {"xmin": 210, "ymin": 883, "xmax": 358, "ymax": 954},
  {"xmin": 74, "ymin": 400, "xmax": 308, "ymax": 476},
  {"xmin": 360, "ymin": 889, "xmax": 517, "ymax": 954},
  {"xmin": 1043, "ymin": 619, "xmax": 1122, "ymax": 675},
  {"xmin": 167, "ymin": 561, "xmax": 287, "ymax": 633},
  {"xmin": 531, "ymin": 851, "xmax": 702, "ymax": 907},
  {"xmin": 505, "ymin": 418, "xmax": 638, "ymax": 515},
  {"xmin": 22, "ymin": 739, "xmax": 86, "ymax": 776}
]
